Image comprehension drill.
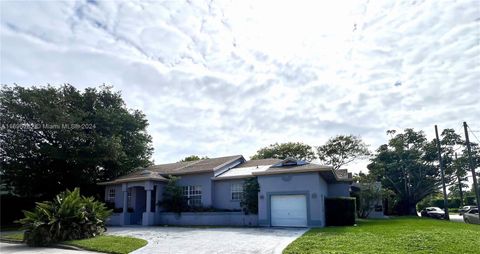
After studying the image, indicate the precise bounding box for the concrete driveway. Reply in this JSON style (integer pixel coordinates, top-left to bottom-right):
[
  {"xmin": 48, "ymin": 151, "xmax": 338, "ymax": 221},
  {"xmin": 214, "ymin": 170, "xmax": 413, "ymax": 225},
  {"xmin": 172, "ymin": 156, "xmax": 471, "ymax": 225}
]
[{"xmin": 107, "ymin": 226, "xmax": 307, "ymax": 254}]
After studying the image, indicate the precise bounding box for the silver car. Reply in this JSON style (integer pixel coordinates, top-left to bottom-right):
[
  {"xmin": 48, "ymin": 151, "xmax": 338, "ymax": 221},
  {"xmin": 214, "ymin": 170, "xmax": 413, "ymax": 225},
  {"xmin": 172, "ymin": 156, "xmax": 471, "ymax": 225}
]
[
  {"xmin": 463, "ymin": 208, "xmax": 479, "ymax": 224},
  {"xmin": 459, "ymin": 205, "xmax": 477, "ymax": 215}
]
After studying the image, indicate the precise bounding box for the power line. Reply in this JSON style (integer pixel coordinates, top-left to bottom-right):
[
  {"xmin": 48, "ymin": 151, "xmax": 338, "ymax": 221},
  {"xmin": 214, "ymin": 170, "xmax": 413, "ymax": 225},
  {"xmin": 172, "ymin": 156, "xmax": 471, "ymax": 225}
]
[{"xmin": 467, "ymin": 125, "xmax": 480, "ymax": 144}]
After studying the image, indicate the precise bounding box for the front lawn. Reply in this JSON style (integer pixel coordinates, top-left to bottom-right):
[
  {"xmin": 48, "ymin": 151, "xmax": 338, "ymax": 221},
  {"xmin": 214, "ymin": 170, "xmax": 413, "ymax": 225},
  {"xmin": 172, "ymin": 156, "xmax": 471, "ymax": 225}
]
[
  {"xmin": 0, "ymin": 232, "xmax": 23, "ymax": 241},
  {"xmin": 284, "ymin": 217, "xmax": 480, "ymax": 254},
  {"xmin": 64, "ymin": 235, "xmax": 147, "ymax": 254},
  {"xmin": 0, "ymin": 233, "xmax": 147, "ymax": 254}
]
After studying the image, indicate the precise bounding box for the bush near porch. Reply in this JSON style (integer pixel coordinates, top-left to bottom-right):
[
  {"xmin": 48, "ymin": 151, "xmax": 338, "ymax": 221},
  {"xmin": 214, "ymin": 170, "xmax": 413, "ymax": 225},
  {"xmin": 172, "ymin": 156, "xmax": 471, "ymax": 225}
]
[{"xmin": 284, "ymin": 217, "xmax": 480, "ymax": 254}]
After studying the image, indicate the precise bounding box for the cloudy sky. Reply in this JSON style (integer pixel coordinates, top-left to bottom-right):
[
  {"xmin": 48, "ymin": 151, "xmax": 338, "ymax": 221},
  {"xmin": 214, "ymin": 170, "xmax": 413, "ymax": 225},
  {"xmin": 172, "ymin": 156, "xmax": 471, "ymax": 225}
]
[{"xmin": 1, "ymin": 0, "xmax": 479, "ymax": 172}]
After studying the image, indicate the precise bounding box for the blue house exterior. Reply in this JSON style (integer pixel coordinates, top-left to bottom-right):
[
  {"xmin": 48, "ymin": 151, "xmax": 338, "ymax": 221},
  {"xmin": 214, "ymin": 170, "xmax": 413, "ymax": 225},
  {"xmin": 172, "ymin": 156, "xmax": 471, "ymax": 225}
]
[{"xmin": 99, "ymin": 155, "xmax": 352, "ymax": 227}]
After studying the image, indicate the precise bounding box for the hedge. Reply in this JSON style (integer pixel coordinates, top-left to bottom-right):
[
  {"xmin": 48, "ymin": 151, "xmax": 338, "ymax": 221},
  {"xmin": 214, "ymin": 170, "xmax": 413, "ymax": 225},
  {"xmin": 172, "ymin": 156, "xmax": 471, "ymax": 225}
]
[
  {"xmin": 419, "ymin": 197, "xmax": 478, "ymax": 211},
  {"xmin": 325, "ymin": 197, "xmax": 356, "ymax": 226}
]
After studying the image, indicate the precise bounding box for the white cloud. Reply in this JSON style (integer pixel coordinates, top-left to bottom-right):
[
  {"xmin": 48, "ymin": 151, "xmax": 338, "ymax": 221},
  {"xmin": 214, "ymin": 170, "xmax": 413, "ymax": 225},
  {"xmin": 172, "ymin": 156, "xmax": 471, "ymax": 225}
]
[{"xmin": 1, "ymin": 0, "xmax": 479, "ymax": 172}]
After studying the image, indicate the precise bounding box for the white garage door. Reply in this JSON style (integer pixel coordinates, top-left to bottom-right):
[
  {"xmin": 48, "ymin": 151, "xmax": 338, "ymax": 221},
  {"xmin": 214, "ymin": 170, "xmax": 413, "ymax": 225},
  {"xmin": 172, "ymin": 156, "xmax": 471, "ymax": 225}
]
[{"xmin": 271, "ymin": 195, "xmax": 307, "ymax": 227}]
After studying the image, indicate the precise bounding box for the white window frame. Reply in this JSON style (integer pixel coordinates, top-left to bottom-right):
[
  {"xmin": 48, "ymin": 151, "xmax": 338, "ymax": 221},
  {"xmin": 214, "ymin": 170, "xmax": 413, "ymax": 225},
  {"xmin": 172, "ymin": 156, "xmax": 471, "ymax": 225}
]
[
  {"xmin": 231, "ymin": 183, "xmax": 243, "ymax": 201},
  {"xmin": 182, "ymin": 185, "xmax": 202, "ymax": 206},
  {"xmin": 107, "ymin": 188, "xmax": 115, "ymax": 202}
]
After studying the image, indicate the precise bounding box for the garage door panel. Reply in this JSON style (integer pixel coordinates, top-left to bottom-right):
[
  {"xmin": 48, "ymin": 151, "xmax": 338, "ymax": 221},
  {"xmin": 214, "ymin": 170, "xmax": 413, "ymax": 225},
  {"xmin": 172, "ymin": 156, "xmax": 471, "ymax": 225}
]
[{"xmin": 271, "ymin": 195, "xmax": 307, "ymax": 227}]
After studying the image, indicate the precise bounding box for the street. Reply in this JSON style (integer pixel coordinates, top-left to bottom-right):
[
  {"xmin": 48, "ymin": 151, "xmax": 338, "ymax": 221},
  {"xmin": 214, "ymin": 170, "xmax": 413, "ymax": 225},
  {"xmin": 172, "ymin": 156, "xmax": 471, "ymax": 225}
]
[{"xmin": 449, "ymin": 214, "xmax": 465, "ymax": 223}]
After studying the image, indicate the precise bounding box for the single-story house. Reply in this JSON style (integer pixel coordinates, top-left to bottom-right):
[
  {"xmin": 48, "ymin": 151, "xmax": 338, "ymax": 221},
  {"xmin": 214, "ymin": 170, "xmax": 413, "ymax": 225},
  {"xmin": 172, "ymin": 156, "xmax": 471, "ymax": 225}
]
[{"xmin": 99, "ymin": 155, "xmax": 352, "ymax": 227}]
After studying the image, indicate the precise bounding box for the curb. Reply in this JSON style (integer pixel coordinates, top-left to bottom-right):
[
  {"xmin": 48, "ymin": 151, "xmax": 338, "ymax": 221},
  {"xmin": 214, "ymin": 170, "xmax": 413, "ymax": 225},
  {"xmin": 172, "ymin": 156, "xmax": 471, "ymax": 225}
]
[
  {"xmin": 0, "ymin": 239, "xmax": 102, "ymax": 253},
  {"xmin": 0, "ymin": 239, "xmax": 24, "ymax": 244},
  {"xmin": 53, "ymin": 243, "xmax": 87, "ymax": 251}
]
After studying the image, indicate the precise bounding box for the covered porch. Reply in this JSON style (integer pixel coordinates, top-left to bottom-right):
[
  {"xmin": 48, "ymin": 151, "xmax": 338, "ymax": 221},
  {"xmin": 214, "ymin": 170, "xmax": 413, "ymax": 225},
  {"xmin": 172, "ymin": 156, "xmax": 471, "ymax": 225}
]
[{"xmin": 99, "ymin": 170, "xmax": 167, "ymax": 226}]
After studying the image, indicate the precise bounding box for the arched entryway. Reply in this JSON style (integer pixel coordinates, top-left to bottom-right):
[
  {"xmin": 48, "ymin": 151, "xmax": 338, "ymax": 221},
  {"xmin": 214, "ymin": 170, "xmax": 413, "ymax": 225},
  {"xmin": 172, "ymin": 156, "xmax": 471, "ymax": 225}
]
[{"xmin": 125, "ymin": 184, "xmax": 158, "ymax": 225}]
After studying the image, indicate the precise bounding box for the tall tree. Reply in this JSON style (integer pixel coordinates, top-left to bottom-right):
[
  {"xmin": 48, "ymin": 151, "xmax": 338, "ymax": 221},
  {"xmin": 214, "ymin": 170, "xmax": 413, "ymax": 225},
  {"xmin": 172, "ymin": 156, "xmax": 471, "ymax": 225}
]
[
  {"xmin": 0, "ymin": 85, "xmax": 153, "ymax": 198},
  {"xmin": 368, "ymin": 129, "xmax": 455, "ymax": 215},
  {"xmin": 251, "ymin": 142, "xmax": 316, "ymax": 161},
  {"xmin": 178, "ymin": 155, "xmax": 208, "ymax": 162},
  {"xmin": 317, "ymin": 135, "xmax": 370, "ymax": 171},
  {"xmin": 440, "ymin": 129, "xmax": 466, "ymax": 205}
]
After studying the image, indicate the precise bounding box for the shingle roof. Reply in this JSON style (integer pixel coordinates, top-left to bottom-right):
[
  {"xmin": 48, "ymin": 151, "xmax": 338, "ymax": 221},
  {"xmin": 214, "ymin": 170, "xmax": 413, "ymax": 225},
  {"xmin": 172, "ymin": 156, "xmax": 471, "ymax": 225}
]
[
  {"xmin": 98, "ymin": 155, "xmax": 244, "ymax": 185},
  {"xmin": 251, "ymin": 162, "xmax": 352, "ymax": 183},
  {"xmin": 98, "ymin": 170, "xmax": 168, "ymax": 185},
  {"xmin": 148, "ymin": 155, "xmax": 243, "ymax": 175}
]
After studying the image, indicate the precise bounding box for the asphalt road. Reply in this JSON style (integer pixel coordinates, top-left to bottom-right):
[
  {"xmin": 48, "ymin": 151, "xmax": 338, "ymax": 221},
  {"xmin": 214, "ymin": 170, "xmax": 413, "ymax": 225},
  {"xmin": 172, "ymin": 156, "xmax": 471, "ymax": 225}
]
[
  {"xmin": 417, "ymin": 213, "xmax": 465, "ymax": 223},
  {"xmin": 449, "ymin": 214, "xmax": 465, "ymax": 223}
]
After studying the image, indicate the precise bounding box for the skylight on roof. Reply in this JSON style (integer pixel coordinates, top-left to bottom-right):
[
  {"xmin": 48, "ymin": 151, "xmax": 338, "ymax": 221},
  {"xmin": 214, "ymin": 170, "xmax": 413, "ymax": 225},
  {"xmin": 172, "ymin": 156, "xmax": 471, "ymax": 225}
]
[{"xmin": 271, "ymin": 158, "xmax": 309, "ymax": 167}]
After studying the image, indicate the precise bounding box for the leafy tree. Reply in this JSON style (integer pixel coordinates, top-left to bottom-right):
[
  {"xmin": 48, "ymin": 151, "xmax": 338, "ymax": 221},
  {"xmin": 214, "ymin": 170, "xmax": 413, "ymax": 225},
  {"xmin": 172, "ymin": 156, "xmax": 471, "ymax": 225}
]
[
  {"xmin": 240, "ymin": 177, "xmax": 260, "ymax": 214},
  {"xmin": 16, "ymin": 188, "xmax": 111, "ymax": 246},
  {"xmin": 448, "ymin": 183, "xmax": 469, "ymax": 202},
  {"xmin": 160, "ymin": 176, "xmax": 186, "ymax": 213},
  {"xmin": 251, "ymin": 142, "xmax": 316, "ymax": 161},
  {"xmin": 352, "ymin": 172, "xmax": 383, "ymax": 218},
  {"xmin": 368, "ymin": 129, "xmax": 455, "ymax": 215},
  {"xmin": 0, "ymin": 85, "xmax": 153, "ymax": 198},
  {"xmin": 317, "ymin": 135, "xmax": 370, "ymax": 171},
  {"xmin": 178, "ymin": 155, "xmax": 209, "ymax": 162},
  {"xmin": 356, "ymin": 183, "xmax": 383, "ymax": 218},
  {"xmin": 440, "ymin": 129, "xmax": 468, "ymax": 205}
]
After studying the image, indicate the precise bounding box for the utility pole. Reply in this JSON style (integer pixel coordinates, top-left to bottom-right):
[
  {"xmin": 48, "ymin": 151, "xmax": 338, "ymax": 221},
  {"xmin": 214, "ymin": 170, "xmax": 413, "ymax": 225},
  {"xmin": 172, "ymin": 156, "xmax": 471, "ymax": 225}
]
[
  {"xmin": 455, "ymin": 153, "xmax": 464, "ymax": 206},
  {"xmin": 435, "ymin": 125, "xmax": 449, "ymax": 220},
  {"xmin": 463, "ymin": 121, "xmax": 480, "ymax": 221}
]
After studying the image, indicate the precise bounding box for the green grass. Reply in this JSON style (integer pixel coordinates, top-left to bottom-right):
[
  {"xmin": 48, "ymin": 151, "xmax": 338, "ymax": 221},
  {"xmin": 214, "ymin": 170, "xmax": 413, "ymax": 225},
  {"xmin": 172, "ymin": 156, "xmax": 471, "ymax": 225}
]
[
  {"xmin": 284, "ymin": 217, "xmax": 480, "ymax": 254},
  {"xmin": 0, "ymin": 233, "xmax": 147, "ymax": 254},
  {"xmin": 64, "ymin": 235, "xmax": 147, "ymax": 254},
  {"xmin": 0, "ymin": 232, "xmax": 23, "ymax": 241},
  {"xmin": 0, "ymin": 225, "xmax": 22, "ymax": 232}
]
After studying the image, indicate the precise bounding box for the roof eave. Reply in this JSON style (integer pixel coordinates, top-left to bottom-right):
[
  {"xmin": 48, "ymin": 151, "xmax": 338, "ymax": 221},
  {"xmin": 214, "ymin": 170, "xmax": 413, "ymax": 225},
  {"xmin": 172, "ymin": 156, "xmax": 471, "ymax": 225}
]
[
  {"xmin": 212, "ymin": 175, "xmax": 254, "ymax": 181},
  {"xmin": 252, "ymin": 167, "xmax": 332, "ymax": 176},
  {"xmin": 163, "ymin": 169, "xmax": 214, "ymax": 176},
  {"xmin": 97, "ymin": 177, "xmax": 168, "ymax": 185}
]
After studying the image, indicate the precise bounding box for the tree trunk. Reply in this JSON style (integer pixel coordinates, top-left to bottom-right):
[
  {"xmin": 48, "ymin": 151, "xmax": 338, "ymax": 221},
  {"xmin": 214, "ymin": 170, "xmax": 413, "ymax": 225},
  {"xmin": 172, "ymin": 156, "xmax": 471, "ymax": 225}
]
[
  {"xmin": 458, "ymin": 175, "xmax": 464, "ymax": 206},
  {"xmin": 408, "ymin": 203, "xmax": 417, "ymax": 215}
]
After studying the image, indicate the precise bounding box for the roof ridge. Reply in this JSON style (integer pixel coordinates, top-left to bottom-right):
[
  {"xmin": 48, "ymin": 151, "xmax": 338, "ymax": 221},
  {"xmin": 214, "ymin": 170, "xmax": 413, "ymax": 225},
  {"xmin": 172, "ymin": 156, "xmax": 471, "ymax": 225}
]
[{"xmin": 174, "ymin": 159, "xmax": 204, "ymax": 171}]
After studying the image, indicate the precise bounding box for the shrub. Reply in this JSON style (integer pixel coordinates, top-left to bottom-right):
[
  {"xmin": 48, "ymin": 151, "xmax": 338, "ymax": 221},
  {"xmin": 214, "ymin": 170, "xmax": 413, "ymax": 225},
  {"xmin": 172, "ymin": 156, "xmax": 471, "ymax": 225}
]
[
  {"xmin": 325, "ymin": 197, "xmax": 356, "ymax": 226},
  {"xmin": 449, "ymin": 208, "xmax": 459, "ymax": 213},
  {"xmin": 16, "ymin": 188, "xmax": 112, "ymax": 246},
  {"xmin": 241, "ymin": 177, "xmax": 260, "ymax": 214},
  {"xmin": 160, "ymin": 176, "xmax": 187, "ymax": 213},
  {"xmin": 353, "ymin": 182, "xmax": 382, "ymax": 218},
  {"xmin": 417, "ymin": 197, "xmax": 465, "ymax": 211}
]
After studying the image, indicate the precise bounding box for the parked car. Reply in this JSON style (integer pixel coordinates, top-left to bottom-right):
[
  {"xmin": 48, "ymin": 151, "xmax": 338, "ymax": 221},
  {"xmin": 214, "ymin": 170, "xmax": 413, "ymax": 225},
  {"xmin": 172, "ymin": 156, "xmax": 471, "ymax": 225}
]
[
  {"xmin": 463, "ymin": 208, "xmax": 479, "ymax": 224},
  {"xmin": 459, "ymin": 205, "xmax": 477, "ymax": 215},
  {"xmin": 420, "ymin": 207, "xmax": 446, "ymax": 219}
]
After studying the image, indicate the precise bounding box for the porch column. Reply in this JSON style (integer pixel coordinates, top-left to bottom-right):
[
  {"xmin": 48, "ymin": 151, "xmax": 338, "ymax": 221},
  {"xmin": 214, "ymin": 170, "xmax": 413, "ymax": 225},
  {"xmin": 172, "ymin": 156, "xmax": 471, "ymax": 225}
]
[
  {"xmin": 156, "ymin": 185, "xmax": 161, "ymax": 212},
  {"xmin": 146, "ymin": 189, "xmax": 152, "ymax": 213},
  {"xmin": 142, "ymin": 181, "xmax": 155, "ymax": 226},
  {"xmin": 121, "ymin": 183, "xmax": 128, "ymax": 225}
]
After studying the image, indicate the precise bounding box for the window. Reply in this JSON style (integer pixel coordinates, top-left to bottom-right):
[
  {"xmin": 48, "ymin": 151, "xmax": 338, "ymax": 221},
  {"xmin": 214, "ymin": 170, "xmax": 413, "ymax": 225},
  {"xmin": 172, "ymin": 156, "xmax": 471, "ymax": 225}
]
[
  {"xmin": 182, "ymin": 185, "xmax": 202, "ymax": 206},
  {"xmin": 231, "ymin": 183, "xmax": 243, "ymax": 201},
  {"xmin": 107, "ymin": 188, "xmax": 115, "ymax": 202}
]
